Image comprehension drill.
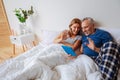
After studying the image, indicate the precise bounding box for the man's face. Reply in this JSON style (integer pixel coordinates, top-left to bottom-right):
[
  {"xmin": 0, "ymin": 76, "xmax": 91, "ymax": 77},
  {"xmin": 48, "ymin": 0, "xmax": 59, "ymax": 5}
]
[{"xmin": 81, "ymin": 20, "xmax": 94, "ymax": 36}]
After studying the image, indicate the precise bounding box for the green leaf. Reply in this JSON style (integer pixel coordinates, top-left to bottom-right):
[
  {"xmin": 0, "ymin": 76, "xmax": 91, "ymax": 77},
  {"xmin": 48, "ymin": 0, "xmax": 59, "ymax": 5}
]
[
  {"xmin": 14, "ymin": 6, "xmax": 34, "ymax": 23},
  {"xmin": 18, "ymin": 17, "xmax": 26, "ymax": 23}
]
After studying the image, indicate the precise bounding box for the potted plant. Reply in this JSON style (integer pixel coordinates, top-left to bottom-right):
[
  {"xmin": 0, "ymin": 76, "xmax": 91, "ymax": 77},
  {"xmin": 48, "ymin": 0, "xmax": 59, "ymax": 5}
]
[
  {"xmin": 14, "ymin": 6, "xmax": 34, "ymax": 34},
  {"xmin": 14, "ymin": 6, "xmax": 34, "ymax": 23}
]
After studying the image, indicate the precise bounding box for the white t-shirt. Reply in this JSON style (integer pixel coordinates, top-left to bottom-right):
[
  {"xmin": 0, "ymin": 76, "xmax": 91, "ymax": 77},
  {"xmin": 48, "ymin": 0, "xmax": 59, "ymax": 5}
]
[{"xmin": 64, "ymin": 35, "xmax": 82, "ymax": 44}]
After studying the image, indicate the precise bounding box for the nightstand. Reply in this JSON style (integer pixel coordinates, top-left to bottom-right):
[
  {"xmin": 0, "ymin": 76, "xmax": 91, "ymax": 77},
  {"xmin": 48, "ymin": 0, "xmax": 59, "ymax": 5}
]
[{"xmin": 10, "ymin": 33, "xmax": 35, "ymax": 55}]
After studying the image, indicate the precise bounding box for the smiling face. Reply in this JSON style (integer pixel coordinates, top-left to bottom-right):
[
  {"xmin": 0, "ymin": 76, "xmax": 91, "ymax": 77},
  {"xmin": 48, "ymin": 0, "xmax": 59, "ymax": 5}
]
[
  {"xmin": 69, "ymin": 18, "xmax": 81, "ymax": 36},
  {"xmin": 70, "ymin": 23, "xmax": 81, "ymax": 35},
  {"xmin": 81, "ymin": 19, "xmax": 95, "ymax": 36}
]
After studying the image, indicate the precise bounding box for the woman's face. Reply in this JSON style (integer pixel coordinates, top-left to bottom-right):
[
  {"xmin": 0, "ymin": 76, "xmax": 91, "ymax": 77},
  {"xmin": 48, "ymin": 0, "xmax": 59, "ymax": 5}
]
[{"xmin": 70, "ymin": 23, "xmax": 81, "ymax": 35}]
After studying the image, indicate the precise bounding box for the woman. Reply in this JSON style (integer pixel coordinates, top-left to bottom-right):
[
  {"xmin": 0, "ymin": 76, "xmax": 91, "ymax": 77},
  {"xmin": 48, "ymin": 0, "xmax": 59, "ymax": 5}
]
[
  {"xmin": 54, "ymin": 18, "xmax": 81, "ymax": 50},
  {"xmin": 54, "ymin": 18, "xmax": 82, "ymax": 56},
  {"xmin": 0, "ymin": 18, "xmax": 82, "ymax": 80}
]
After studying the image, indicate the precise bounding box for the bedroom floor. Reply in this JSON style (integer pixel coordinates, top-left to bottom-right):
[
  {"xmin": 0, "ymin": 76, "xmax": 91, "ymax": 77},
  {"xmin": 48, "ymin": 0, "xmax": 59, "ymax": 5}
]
[
  {"xmin": 0, "ymin": 44, "xmax": 39, "ymax": 63},
  {"xmin": 0, "ymin": 46, "xmax": 20, "ymax": 63},
  {"xmin": 0, "ymin": 46, "xmax": 12, "ymax": 63},
  {"xmin": 0, "ymin": 45, "xmax": 25, "ymax": 63}
]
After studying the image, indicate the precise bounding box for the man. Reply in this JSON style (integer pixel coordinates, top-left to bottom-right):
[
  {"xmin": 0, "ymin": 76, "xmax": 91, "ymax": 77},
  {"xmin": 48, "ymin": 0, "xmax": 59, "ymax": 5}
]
[{"xmin": 81, "ymin": 17, "xmax": 120, "ymax": 80}]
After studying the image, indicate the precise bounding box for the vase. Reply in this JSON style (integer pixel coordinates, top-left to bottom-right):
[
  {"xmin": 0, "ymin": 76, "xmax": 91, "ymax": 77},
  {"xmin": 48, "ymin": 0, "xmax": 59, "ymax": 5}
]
[
  {"xmin": 18, "ymin": 23, "xmax": 27, "ymax": 35},
  {"xmin": 18, "ymin": 23, "xmax": 32, "ymax": 35}
]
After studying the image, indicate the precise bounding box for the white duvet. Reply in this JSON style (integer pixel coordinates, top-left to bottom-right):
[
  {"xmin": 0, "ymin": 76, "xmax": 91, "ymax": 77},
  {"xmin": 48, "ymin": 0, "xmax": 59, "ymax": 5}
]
[{"xmin": 0, "ymin": 44, "xmax": 119, "ymax": 80}]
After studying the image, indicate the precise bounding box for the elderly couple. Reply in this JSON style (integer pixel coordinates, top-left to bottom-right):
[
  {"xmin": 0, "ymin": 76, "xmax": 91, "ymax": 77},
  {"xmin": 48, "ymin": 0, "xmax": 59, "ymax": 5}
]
[
  {"xmin": 2, "ymin": 17, "xmax": 119, "ymax": 80},
  {"xmin": 54, "ymin": 17, "xmax": 120, "ymax": 80}
]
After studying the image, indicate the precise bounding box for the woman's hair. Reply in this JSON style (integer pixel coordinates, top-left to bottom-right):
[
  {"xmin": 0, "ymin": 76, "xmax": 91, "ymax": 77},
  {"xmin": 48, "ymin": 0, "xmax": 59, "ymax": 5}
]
[
  {"xmin": 69, "ymin": 18, "xmax": 81, "ymax": 36},
  {"xmin": 69, "ymin": 18, "xmax": 81, "ymax": 28},
  {"xmin": 82, "ymin": 17, "xmax": 94, "ymax": 25}
]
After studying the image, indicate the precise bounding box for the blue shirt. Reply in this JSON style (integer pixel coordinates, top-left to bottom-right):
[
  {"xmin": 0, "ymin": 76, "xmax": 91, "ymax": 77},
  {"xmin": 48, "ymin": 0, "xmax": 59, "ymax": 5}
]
[{"xmin": 82, "ymin": 28, "xmax": 113, "ymax": 58}]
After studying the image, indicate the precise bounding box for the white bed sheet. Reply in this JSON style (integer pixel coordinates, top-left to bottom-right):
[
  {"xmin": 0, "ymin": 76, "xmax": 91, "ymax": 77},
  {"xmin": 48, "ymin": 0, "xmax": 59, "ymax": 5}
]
[
  {"xmin": 0, "ymin": 43, "xmax": 120, "ymax": 80},
  {"xmin": 0, "ymin": 44, "xmax": 44, "ymax": 80},
  {"xmin": 0, "ymin": 44, "xmax": 69, "ymax": 80}
]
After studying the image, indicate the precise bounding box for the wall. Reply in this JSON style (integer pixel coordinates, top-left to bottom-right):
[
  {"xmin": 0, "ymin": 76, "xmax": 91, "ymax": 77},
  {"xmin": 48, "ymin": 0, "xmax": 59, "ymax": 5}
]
[{"xmin": 3, "ymin": 0, "xmax": 120, "ymax": 40}]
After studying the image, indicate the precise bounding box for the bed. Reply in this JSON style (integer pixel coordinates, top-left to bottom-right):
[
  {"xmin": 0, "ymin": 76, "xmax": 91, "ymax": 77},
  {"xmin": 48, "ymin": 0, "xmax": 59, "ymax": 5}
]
[{"xmin": 0, "ymin": 28, "xmax": 120, "ymax": 80}]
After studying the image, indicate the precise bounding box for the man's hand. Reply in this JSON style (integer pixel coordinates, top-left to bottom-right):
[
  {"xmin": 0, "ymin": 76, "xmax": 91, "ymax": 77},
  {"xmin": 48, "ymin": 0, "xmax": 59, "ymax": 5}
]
[
  {"xmin": 86, "ymin": 37, "xmax": 100, "ymax": 53},
  {"xmin": 86, "ymin": 37, "xmax": 95, "ymax": 50}
]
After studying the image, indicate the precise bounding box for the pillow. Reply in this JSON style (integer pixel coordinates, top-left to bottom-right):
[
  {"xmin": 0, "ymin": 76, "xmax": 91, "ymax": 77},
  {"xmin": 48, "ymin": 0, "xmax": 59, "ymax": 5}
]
[
  {"xmin": 39, "ymin": 29, "xmax": 61, "ymax": 46},
  {"xmin": 99, "ymin": 27, "xmax": 120, "ymax": 42},
  {"xmin": 61, "ymin": 45, "xmax": 77, "ymax": 56},
  {"xmin": 117, "ymin": 37, "xmax": 120, "ymax": 45}
]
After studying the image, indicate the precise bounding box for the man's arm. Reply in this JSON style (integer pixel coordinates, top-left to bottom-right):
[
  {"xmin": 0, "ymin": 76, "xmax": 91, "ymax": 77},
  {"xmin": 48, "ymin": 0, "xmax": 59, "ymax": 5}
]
[{"xmin": 94, "ymin": 47, "xmax": 100, "ymax": 53}]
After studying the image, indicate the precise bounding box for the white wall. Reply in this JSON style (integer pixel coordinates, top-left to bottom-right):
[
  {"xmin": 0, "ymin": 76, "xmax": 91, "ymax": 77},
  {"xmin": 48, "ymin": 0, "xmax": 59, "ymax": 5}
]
[
  {"xmin": 38, "ymin": 0, "xmax": 120, "ymax": 29},
  {"xmin": 3, "ymin": 0, "xmax": 120, "ymax": 40}
]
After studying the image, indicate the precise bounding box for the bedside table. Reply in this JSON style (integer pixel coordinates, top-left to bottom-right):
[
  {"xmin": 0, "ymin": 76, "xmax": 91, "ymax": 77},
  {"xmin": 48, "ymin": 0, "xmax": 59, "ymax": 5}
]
[{"xmin": 10, "ymin": 33, "xmax": 35, "ymax": 55}]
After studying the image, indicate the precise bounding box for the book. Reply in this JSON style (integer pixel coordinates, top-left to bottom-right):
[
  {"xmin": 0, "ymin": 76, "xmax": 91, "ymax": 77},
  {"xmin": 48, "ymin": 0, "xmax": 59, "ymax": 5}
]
[{"xmin": 62, "ymin": 45, "xmax": 77, "ymax": 56}]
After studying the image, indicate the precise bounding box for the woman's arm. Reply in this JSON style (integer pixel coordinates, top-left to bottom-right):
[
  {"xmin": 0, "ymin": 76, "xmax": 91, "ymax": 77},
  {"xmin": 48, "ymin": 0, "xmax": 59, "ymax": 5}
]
[
  {"xmin": 76, "ymin": 45, "xmax": 83, "ymax": 56},
  {"xmin": 54, "ymin": 30, "xmax": 82, "ymax": 54},
  {"xmin": 53, "ymin": 30, "xmax": 68, "ymax": 43},
  {"xmin": 54, "ymin": 30, "xmax": 81, "ymax": 50},
  {"xmin": 67, "ymin": 45, "xmax": 82, "ymax": 60}
]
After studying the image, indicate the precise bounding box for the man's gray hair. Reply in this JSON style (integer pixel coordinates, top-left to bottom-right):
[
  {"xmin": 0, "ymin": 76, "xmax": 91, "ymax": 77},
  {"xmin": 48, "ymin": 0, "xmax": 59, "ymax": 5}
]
[{"xmin": 82, "ymin": 17, "xmax": 94, "ymax": 24}]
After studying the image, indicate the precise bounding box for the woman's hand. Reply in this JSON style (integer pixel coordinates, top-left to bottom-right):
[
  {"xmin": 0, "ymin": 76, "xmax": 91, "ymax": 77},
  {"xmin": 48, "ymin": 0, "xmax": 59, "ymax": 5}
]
[
  {"xmin": 67, "ymin": 54, "xmax": 76, "ymax": 60},
  {"xmin": 61, "ymin": 30, "xmax": 69, "ymax": 40},
  {"xmin": 56, "ymin": 38, "xmax": 64, "ymax": 43},
  {"xmin": 54, "ymin": 30, "xmax": 69, "ymax": 43}
]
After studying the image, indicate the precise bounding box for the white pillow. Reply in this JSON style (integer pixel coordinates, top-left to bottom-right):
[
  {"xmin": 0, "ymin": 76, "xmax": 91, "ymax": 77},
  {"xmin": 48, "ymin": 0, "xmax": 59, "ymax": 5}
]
[
  {"xmin": 117, "ymin": 37, "xmax": 120, "ymax": 45},
  {"xmin": 99, "ymin": 27, "xmax": 120, "ymax": 42},
  {"xmin": 39, "ymin": 29, "xmax": 61, "ymax": 46}
]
